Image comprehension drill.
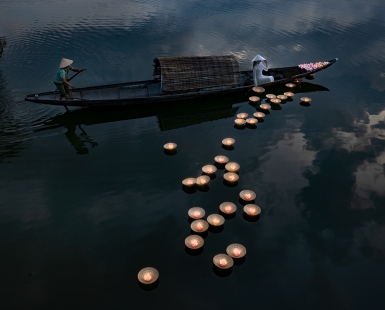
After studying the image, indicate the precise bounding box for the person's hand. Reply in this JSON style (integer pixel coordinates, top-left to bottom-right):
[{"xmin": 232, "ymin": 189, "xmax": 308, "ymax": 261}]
[{"xmin": 71, "ymin": 85, "xmax": 77, "ymax": 89}]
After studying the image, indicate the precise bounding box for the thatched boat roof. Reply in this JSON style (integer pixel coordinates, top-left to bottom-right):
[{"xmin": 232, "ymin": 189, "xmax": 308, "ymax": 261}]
[{"xmin": 153, "ymin": 55, "xmax": 242, "ymax": 93}]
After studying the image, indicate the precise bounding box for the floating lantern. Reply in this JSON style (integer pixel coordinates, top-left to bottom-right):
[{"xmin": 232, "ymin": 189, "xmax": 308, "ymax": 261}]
[
  {"xmin": 202, "ymin": 165, "xmax": 217, "ymax": 174},
  {"xmin": 214, "ymin": 155, "xmax": 229, "ymax": 164},
  {"xmin": 239, "ymin": 190, "xmax": 256, "ymax": 201},
  {"xmin": 207, "ymin": 214, "xmax": 225, "ymax": 226},
  {"xmin": 237, "ymin": 113, "xmax": 248, "ymax": 119},
  {"xmin": 309, "ymin": 73, "xmax": 315, "ymax": 77},
  {"xmin": 219, "ymin": 202, "xmax": 237, "ymax": 214},
  {"xmin": 246, "ymin": 118, "xmax": 258, "ymax": 125},
  {"xmin": 260, "ymin": 104, "xmax": 271, "ymax": 110},
  {"xmin": 138, "ymin": 267, "xmax": 159, "ymax": 284},
  {"xmin": 188, "ymin": 207, "xmax": 205, "ymax": 219},
  {"xmin": 249, "ymin": 96, "xmax": 260, "ymax": 103},
  {"xmin": 234, "ymin": 118, "xmax": 246, "ymax": 125},
  {"xmin": 277, "ymin": 95, "xmax": 287, "ymax": 100},
  {"xmin": 285, "ymin": 83, "xmax": 296, "ymax": 88},
  {"xmin": 270, "ymin": 98, "xmax": 281, "ymax": 104},
  {"xmin": 222, "ymin": 138, "xmax": 235, "ymax": 146},
  {"xmin": 253, "ymin": 112, "xmax": 265, "ymax": 119},
  {"xmin": 213, "ymin": 254, "xmax": 234, "ymax": 269},
  {"xmin": 191, "ymin": 219, "xmax": 209, "ymax": 232},
  {"xmin": 266, "ymin": 94, "xmax": 276, "ymax": 99},
  {"xmin": 226, "ymin": 244, "xmax": 247, "ymax": 258},
  {"xmin": 196, "ymin": 175, "xmax": 210, "ymax": 186},
  {"xmin": 185, "ymin": 235, "xmax": 204, "ymax": 249},
  {"xmin": 284, "ymin": 92, "xmax": 294, "ymax": 97},
  {"xmin": 252, "ymin": 86, "xmax": 265, "ymax": 93},
  {"xmin": 243, "ymin": 204, "xmax": 261, "ymax": 216},
  {"xmin": 301, "ymin": 97, "xmax": 312, "ymax": 103},
  {"xmin": 163, "ymin": 142, "xmax": 177, "ymax": 150},
  {"xmin": 182, "ymin": 178, "xmax": 196, "ymax": 186},
  {"xmin": 225, "ymin": 162, "xmax": 240, "ymax": 172},
  {"xmin": 293, "ymin": 78, "xmax": 302, "ymax": 83},
  {"xmin": 223, "ymin": 172, "xmax": 239, "ymax": 182}
]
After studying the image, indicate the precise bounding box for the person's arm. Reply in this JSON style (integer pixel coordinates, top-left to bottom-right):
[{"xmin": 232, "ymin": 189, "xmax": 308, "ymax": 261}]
[
  {"xmin": 70, "ymin": 67, "xmax": 84, "ymax": 73},
  {"xmin": 62, "ymin": 77, "xmax": 76, "ymax": 89}
]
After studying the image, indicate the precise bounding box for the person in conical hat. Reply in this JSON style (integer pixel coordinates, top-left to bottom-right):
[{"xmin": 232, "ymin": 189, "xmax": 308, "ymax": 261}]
[{"xmin": 54, "ymin": 58, "xmax": 84, "ymax": 100}]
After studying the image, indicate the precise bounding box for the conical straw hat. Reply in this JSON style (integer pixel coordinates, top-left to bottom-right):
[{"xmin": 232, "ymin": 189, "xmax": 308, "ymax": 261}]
[{"xmin": 59, "ymin": 58, "xmax": 73, "ymax": 68}]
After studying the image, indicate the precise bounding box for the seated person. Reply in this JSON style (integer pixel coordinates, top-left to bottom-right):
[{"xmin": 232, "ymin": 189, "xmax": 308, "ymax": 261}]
[{"xmin": 252, "ymin": 55, "xmax": 274, "ymax": 85}]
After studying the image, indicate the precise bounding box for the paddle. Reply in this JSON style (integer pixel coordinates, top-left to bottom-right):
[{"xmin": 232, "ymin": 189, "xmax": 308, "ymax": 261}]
[{"xmin": 68, "ymin": 68, "xmax": 86, "ymax": 82}]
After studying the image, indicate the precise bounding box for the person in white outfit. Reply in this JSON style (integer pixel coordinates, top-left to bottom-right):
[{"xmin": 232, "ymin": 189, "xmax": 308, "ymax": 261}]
[{"xmin": 252, "ymin": 55, "xmax": 274, "ymax": 86}]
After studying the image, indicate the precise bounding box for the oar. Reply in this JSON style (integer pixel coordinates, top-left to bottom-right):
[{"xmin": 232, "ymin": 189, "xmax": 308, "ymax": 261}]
[{"xmin": 68, "ymin": 69, "xmax": 86, "ymax": 82}]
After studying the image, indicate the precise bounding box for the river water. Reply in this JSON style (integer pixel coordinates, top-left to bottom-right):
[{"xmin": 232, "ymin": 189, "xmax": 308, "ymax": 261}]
[{"xmin": 1, "ymin": 0, "xmax": 385, "ymax": 309}]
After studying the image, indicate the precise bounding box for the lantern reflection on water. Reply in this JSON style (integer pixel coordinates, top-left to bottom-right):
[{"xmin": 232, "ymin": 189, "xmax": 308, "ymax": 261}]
[
  {"xmin": 243, "ymin": 204, "xmax": 261, "ymax": 216},
  {"xmin": 196, "ymin": 175, "xmax": 210, "ymax": 186},
  {"xmin": 202, "ymin": 165, "xmax": 217, "ymax": 174},
  {"xmin": 214, "ymin": 155, "xmax": 229, "ymax": 164},
  {"xmin": 207, "ymin": 214, "xmax": 225, "ymax": 226},
  {"xmin": 219, "ymin": 202, "xmax": 237, "ymax": 214},
  {"xmin": 138, "ymin": 267, "xmax": 159, "ymax": 284},
  {"xmin": 225, "ymin": 162, "xmax": 240, "ymax": 172},
  {"xmin": 182, "ymin": 178, "xmax": 196, "ymax": 186},
  {"xmin": 222, "ymin": 138, "xmax": 235, "ymax": 146},
  {"xmin": 252, "ymin": 86, "xmax": 265, "ymax": 93},
  {"xmin": 185, "ymin": 235, "xmax": 204, "ymax": 249},
  {"xmin": 213, "ymin": 254, "xmax": 234, "ymax": 269},
  {"xmin": 239, "ymin": 190, "xmax": 256, "ymax": 201},
  {"xmin": 237, "ymin": 113, "xmax": 248, "ymax": 119},
  {"xmin": 253, "ymin": 112, "xmax": 265, "ymax": 119},
  {"xmin": 191, "ymin": 219, "xmax": 209, "ymax": 232},
  {"xmin": 163, "ymin": 142, "xmax": 177, "ymax": 150},
  {"xmin": 188, "ymin": 207, "xmax": 205, "ymax": 219}
]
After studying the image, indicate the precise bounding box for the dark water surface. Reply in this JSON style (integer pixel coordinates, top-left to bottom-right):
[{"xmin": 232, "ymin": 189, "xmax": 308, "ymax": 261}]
[{"xmin": 1, "ymin": 0, "xmax": 385, "ymax": 309}]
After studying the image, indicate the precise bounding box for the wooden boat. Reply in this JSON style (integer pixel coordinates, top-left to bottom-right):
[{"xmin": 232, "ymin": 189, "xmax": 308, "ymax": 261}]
[{"xmin": 25, "ymin": 55, "xmax": 338, "ymax": 107}]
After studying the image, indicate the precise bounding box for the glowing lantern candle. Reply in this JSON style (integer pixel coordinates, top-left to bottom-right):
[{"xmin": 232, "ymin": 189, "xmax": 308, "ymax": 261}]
[
  {"xmin": 188, "ymin": 207, "xmax": 205, "ymax": 219},
  {"xmin": 163, "ymin": 142, "xmax": 177, "ymax": 150},
  {"xmin": 253, "ymin": 112, "xmax": 265, "ymax": 119},
  {"xmin": 182, "ymin": 178, "xmax": 196, "ymax": 186},
  {"xmin": 243, "ymin": 204, "xmax": 261, "ymax": 216},
  {"xmin": 301, "ymin": 97, "xmax": 312, "ymax": 103},
  {"xmin": 252, "ymin": 86, "xmax": 265, "ymax": 93},
  {"xmin": 222, "ymin": 138, "xmax": 235, "ymax": 146},
  {"xmin": 293, "ymin": 78, "xmax": 302, "ymax": 83},
  {"xmin": 249, "ymin": 96, "xmax": 260, "ymax": 103},
  {"xmin": 239, "ymin": 190, "xmax": 256, "ymax": 201},
  {"xmin": 213, "ymin": 254, "xmax": 234, "ymax": 269},
  {"xmin": 246, "ymin": 118, "xmax": 258, "ymax": 125},
  {"xmin": 237, "ymin": 113, "xmax": 248, "ymax": 119},
  {"xmin": 185, "ymin": 235, "xmax": 204, "ymax": 249},
  {"xmin": 138, "ymin": 267, "xmax": 159, "ymax": 284},
  {"xmin": 223, "ymin": 172, "xmax": 239, "ymax": 182},
  {"xmin": 219, "ymin": 202, "xmax": 237, "ymax": 214},
  {"xmin": 202, "ymin": 165, "xmax": 217, "ymax": 174},
  {"xmin": 226, "ymin": 243, "xmax": 247, "ymax": 258},
  {"xmin": 260, "ymin": 104, "xmax": 271, "ymax": 110},
  {"xmin": 270, "ymin": 98, "xmax": 281, "ymax": 104},
  {"xmin": 285, "ymin": 83, "xmax": 296, "ymax": 88},
  {"xmin": 214, "ymin": 155, "xmax": 229, "ymax": 164},
  {"xmin": 225, "ymin": 162, "xmax": 240, "ymax": 172},
  {"xmin": 196, "ymin": 175, "xmax": 210, "ymax": 186},
  {"xmin": 207, "ymin": 214, "xmax": 225, "ymax": 226},
  {"xmin": 284, "ymin": 92, "xmax": 294, "ymax": 97},
  {"xmin": 191, "ymin": 219, "xmax": 209, "ymax": 232},
  {"xmin": 277, "ymin": 95, "xmax": 287, "ymax": 100},
  {"xmin": 266, "ymin": 94, "xmax": 276, "ymax": 99},
  {"xmin": 234, "ymin": 118, "xmax": 246, "ymax": 125}
]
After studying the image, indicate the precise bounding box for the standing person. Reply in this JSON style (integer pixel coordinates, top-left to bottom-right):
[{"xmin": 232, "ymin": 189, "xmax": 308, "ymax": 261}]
[{"xmin": 54, "ymin": 58, "xmax": 84, "ymax": 100}]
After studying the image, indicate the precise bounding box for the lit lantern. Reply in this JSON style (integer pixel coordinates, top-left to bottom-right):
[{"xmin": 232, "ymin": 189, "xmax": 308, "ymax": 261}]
[
  {"xmin": 246, "ymin": 118, "xmax": 258, "ymax": 125},
  {"xmin": 214, "ymin": 155, "xmax": 229, "ymax": 164},
  {"xmin": 191, "ymin": 219, "xmax": 209, "ymax": 232},
  {"xmin": 138, "ymin": 267, "xmax": 159, "ymax": 284},
  {"xmin": 202, "ymin": 165, "xmax": 217, "ymax": 174},
  {"xmin": 185, "ymin": 235, "xmax": 204, "ymax": 249},
  {"xmin": 277, "ymin": 95, "xmax": 287, "ymax": 100},
  {"xmin": 300, "ymin": 97, "xmax": 312, "ymax": 103},
  {"xmin": 163, "ymin": 142, "xmax": 177, "ymax": 150},
  {"xmin": 249, "ymin": 96, "xmax": 260, "ymax": 103},
  {"xmin": 196, "ymin": 175, "xmax": 210, "ymax": 186},
  {"xmin": 284, "ymin": 92, "xmax": 294, "ymax": 97},
  {"xmin": 182, "ymin": 178, "xmax": 196, "ymax": 186},
  {"xmin": 223, "ymin": 172, "xmax": 239, "ymax": 182},
  {"xmin": 225, "ymin": 162, "xmax": 240, "ymax": 172},
  {"xmin": 243, "ymin": 204, "xmax": 261, "ymax": 216},
  {"xmin": 239, "ymin": 190, "xmax": 256, "ymax": 201},
  {"xmin": 237, "ymin": 113, "xmax": 248, "ymax": 119},
  {"xmin": 234, "ymin": 118, "xmax": 246, "ymax": 125},
  {"xmin": 270, "ymin": 98, "xmax": 281, "ymax": 104},
  {"xmin": 260, "ymin": 104, "xmax": 271, "ymax": 110},
  {"xmin": 188, "ymin": 207, "xmax": 205, "ymax": 219},
  {"xmin": 266, "ymin": 94, "xmax": 276, "ymax": 99},
  {"xmin": 294, "ymin": 78, "xmax": 302, "ymax": 83},
  {"xmin": 226, "ymin": 244, "xmax": 247, "ymax": 258},
  {"xmin": 219, "ymin": 202, "xmax": 237, "ymax": 214},
  {"xmin": 309, "ymin": 73, "xmax": 315, "ymax": 77},
  {"xmin": 253, "ymin": 112, "xmax": 265, "ymax": 119},
  {"xmin": 207, "ymin": 214, "xmax": 225, "ymax": 226},
  {"xmin": 222, "ymin": 138, "xmax": 235, "ymax": 146},
  {"xmin": 252, "ymin": 86, "xmax": 265, "ymax": 93},
  {"xmin": 213, "ymin": 254, "xmax": 234, "ymax": 269},
  {"xmin": 285, "ymin": 83, "xmax": 296, "ymax": 88}
]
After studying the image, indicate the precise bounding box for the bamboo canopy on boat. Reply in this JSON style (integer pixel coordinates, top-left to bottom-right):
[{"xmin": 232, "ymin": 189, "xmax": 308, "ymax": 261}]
[{"xmin": 153, "ymin": 56, "xmax": 242, "ymax": 93}]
